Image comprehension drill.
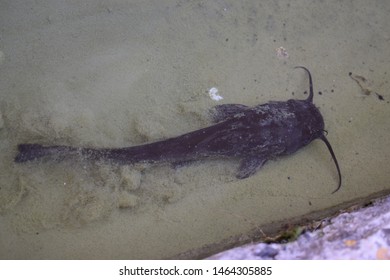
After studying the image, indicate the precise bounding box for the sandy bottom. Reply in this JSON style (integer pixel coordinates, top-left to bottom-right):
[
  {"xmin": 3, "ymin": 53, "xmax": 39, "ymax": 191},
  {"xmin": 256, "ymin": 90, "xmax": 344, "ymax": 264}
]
[{"xmin": 1, "ymin": 0, "xmax": 389, "ymax": 259}]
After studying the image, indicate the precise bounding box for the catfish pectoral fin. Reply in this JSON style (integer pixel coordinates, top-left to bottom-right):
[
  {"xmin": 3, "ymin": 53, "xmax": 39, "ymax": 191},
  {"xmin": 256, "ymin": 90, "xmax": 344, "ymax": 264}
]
[
  {"xmin": 236, "ymin": 156, "xmax": 268, "ymax": 179},
  {"xmin": 210, "ymin": 104, "xmax": 249, "ymax": 123}
]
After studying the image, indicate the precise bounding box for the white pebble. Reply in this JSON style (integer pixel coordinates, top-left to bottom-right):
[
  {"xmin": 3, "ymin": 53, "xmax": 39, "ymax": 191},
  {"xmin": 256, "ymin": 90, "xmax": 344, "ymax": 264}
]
[{"xmin": 208, "ymin": 87, "xmax": 223, "ymax": 101}]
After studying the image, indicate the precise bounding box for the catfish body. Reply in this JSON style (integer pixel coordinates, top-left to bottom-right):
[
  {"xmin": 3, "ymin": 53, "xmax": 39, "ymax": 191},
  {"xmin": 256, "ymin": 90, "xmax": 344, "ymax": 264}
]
[{"xmin": 15, "ymin": 67, "xmax": 342, "ymax": 192}]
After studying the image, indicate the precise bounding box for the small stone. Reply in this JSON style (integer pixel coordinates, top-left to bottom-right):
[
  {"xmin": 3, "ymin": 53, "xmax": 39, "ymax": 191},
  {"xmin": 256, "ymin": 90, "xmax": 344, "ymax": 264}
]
[
  {"xmin": 254, "ymin": 246, "xmax": 279, "ymax": 259},
  {"xmin": 118, "ymin": 192, "xmax": 139, "ymax": 209},
  {"xmin": 344, "ymin": 239, "xmax": 357, "ymax": 247},
  {"xmin": 376, "ymin": 247, "xmax": 390, "ymax": 260},
  {"xmin": 276, "ymin": 46, "xmax": 289, "ymax": 59}
]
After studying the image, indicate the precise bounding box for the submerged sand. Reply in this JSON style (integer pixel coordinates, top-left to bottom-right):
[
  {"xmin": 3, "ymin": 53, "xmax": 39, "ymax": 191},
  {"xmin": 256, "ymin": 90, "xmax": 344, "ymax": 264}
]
[{"xmin": 0, "ymin": 0, "xmax": 389, "ymax": 259}]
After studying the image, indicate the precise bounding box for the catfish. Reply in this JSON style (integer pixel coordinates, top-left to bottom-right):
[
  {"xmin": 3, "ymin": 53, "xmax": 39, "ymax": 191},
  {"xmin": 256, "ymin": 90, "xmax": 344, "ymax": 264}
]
[{"xmin": 15, "ymin": 67, "xmax": 341, "ymax": 193}]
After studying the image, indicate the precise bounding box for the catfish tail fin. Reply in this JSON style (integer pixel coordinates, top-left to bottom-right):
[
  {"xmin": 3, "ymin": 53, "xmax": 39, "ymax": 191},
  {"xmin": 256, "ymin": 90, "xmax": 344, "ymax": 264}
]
[{"xmin": 14, "ymin": 144, "xmax": 77, "ymax": 163}]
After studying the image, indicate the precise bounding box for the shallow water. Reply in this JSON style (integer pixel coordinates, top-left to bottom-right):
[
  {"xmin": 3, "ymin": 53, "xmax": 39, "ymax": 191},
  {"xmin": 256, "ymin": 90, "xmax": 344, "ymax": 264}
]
[{"xmin": 1, "ymin": 0, "xmax": 389, "ymax": 259}]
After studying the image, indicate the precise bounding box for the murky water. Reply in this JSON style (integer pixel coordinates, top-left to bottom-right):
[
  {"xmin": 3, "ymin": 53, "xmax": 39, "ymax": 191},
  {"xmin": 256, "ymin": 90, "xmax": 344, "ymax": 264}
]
[{"xmin": 1, "ymin": 0, "xmax": 389, "ymax": 259}]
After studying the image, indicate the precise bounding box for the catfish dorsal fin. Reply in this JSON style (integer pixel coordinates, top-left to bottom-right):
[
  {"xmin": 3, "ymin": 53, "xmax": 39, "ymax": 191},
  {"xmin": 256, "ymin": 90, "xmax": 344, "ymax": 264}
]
[{"xmin": 210, "ymin": 104, "xmax": 249, "ymax": 123}]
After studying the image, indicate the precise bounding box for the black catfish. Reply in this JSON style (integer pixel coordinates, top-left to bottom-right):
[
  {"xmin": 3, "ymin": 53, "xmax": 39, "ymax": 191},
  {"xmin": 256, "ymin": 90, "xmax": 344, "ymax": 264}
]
[{"xmin": 15, "ymin": 67, "xmax": 342, "ymax": 193}]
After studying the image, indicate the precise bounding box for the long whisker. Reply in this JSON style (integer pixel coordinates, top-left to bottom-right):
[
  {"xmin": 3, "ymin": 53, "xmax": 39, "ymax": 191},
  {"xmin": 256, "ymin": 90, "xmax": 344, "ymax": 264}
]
[
  {"xmin": 294, "ymin": 66, "xmax": 314, "ymax": 103},
  {"xmin": 319, "ymin": 134, "xmax": 342, "ymax": 194}
]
